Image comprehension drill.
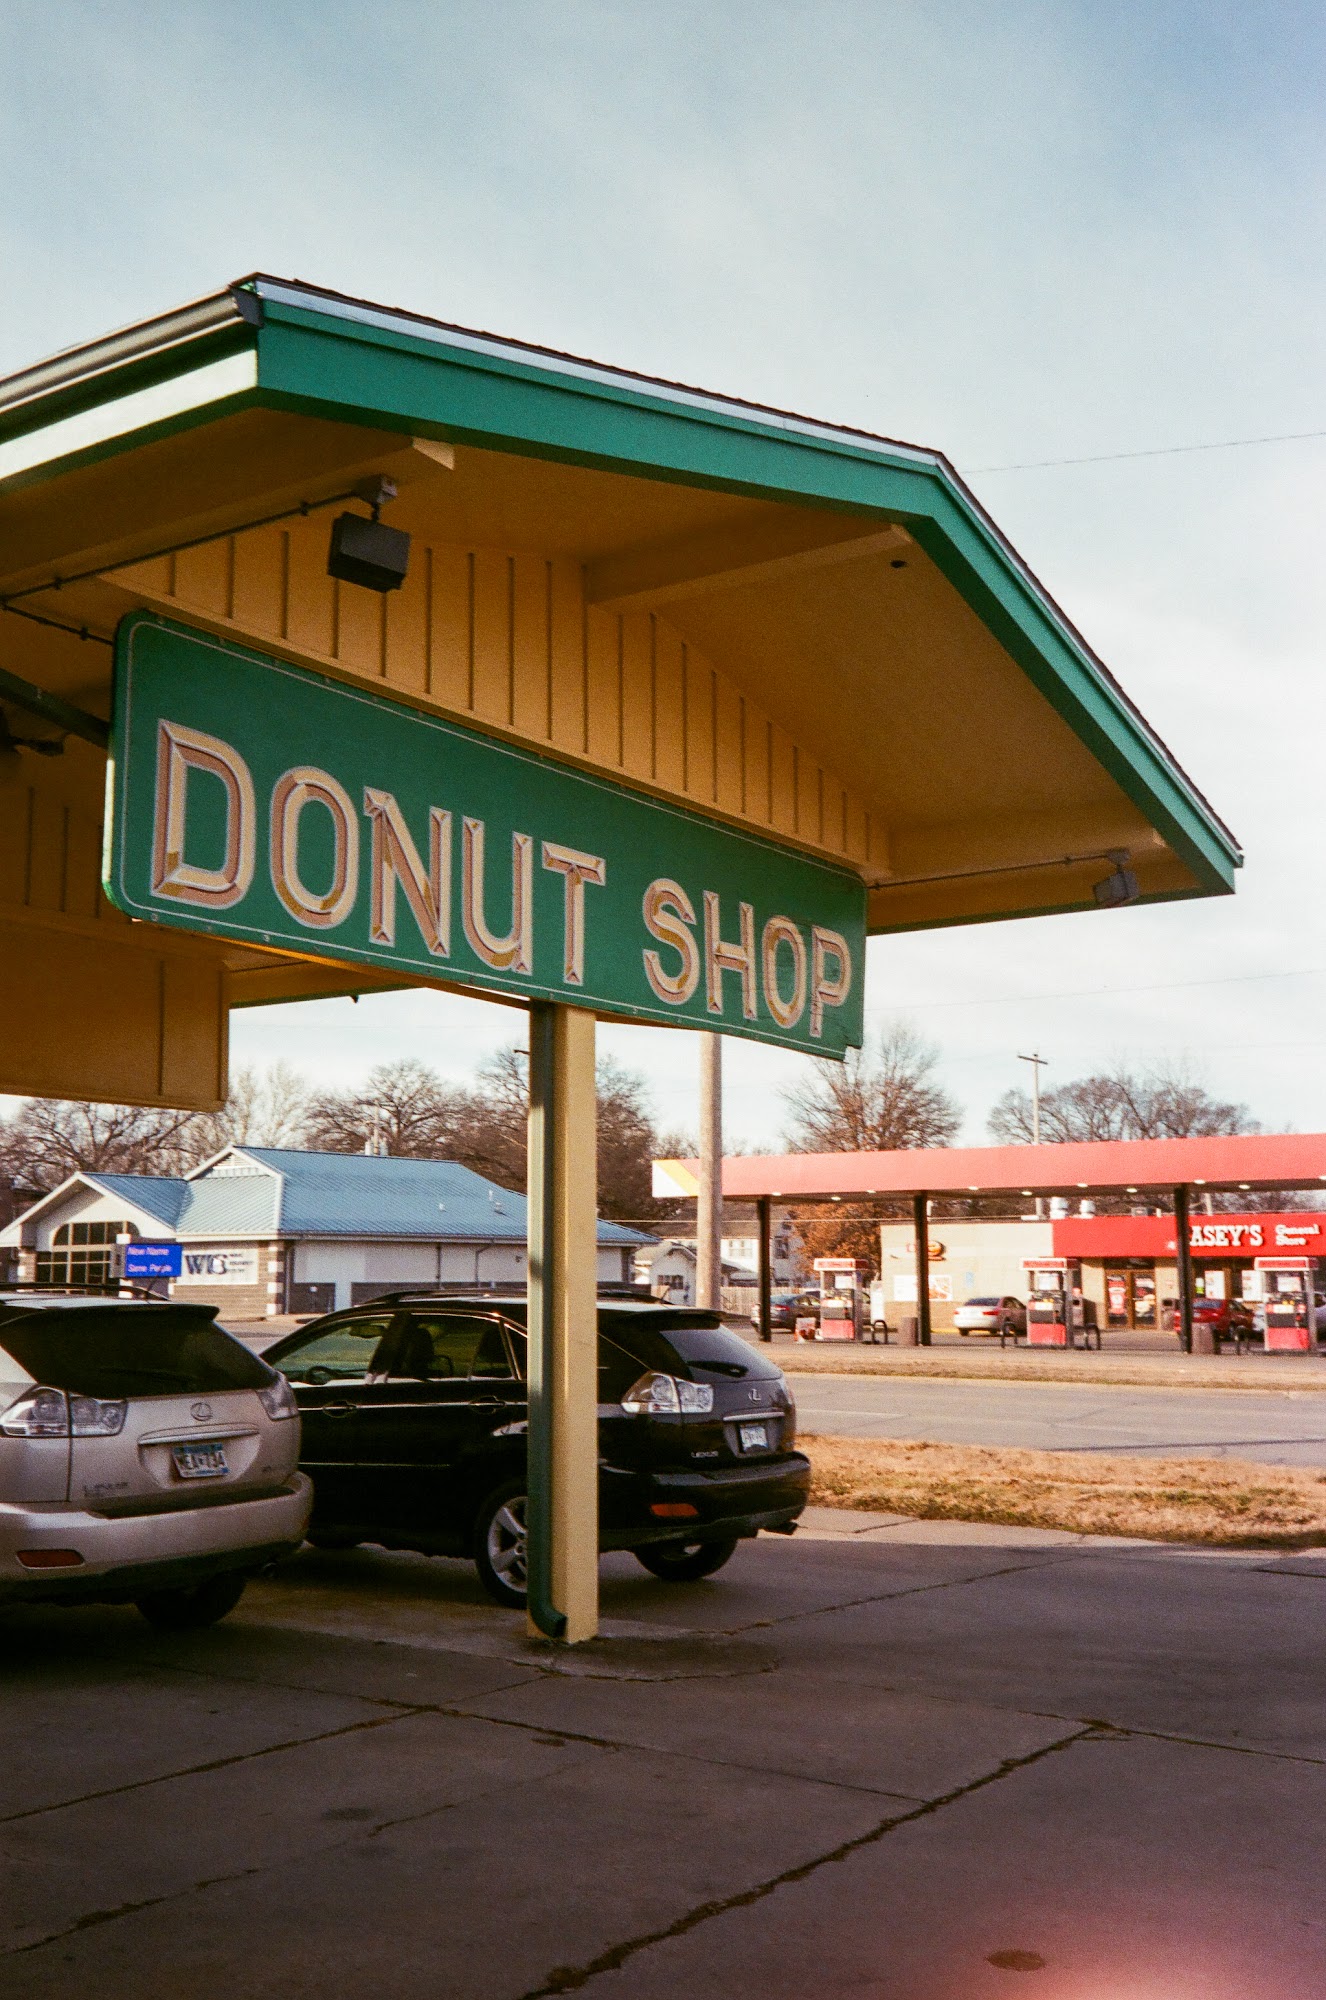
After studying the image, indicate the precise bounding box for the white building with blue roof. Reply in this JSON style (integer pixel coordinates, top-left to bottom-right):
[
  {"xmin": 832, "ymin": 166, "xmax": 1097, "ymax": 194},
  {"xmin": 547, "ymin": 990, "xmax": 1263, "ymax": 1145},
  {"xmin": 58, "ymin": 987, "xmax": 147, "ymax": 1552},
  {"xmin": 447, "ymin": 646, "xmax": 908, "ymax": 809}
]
[{"xmin": 2, "ymin": 1148, "xmax": 652, "ymax": 1318}]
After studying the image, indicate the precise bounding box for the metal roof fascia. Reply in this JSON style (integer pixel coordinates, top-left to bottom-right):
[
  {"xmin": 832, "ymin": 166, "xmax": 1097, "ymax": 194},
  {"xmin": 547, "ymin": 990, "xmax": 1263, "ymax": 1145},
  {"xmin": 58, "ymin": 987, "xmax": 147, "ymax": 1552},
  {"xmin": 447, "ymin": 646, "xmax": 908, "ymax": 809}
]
[
  {"xmin": 0, "ymin": 289, "xmax": 255, "ymax": 424},
  {"xmin": 248, "ymin": 277, "xmax": 941, "ymax": 465},
  {"xmin": 0, "ymin": 347, "xmax": 259, "ymax": 491},
  {"xmin": 250, "ymin": 291, "xmax": 1238, "ymax": 892}
]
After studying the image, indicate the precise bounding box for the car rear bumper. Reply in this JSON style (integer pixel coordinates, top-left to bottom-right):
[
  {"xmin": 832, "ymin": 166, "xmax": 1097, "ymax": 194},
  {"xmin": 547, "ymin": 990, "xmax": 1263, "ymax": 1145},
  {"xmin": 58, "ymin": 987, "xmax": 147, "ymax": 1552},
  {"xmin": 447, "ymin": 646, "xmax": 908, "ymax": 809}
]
[
  {"xmin": 602, "ymin": 1453, "xmax": 812, "ymax": 1550},
  {"xmin": 0, "ymin": 1473, "xmax": 313, "ymax": 1606}
]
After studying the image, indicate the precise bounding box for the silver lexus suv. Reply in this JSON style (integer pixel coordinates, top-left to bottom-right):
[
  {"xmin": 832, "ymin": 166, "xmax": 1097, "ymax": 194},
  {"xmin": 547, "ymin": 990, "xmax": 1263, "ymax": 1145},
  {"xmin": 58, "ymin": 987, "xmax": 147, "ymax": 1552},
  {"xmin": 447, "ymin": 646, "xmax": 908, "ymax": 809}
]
[{"xmin": 0, "ymin": 1290, "xmax": 311, "ymax": 1628}]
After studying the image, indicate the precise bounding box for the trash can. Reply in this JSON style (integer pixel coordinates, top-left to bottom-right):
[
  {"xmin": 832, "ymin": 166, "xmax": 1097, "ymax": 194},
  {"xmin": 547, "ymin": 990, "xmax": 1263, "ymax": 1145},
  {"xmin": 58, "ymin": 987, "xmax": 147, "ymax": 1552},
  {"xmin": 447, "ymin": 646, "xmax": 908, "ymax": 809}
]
[{"xmin": 897, "ymin": 1316, "xmax": 919, "ymax": 1347}]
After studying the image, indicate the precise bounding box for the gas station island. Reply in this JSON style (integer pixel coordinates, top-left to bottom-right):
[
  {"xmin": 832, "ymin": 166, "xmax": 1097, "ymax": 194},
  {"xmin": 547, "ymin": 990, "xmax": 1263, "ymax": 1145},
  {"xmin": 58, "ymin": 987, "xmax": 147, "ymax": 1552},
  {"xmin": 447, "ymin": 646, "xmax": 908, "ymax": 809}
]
[{"xmin": 0, "ymin": 275, "xmax": 1240, "ymax": 1636}]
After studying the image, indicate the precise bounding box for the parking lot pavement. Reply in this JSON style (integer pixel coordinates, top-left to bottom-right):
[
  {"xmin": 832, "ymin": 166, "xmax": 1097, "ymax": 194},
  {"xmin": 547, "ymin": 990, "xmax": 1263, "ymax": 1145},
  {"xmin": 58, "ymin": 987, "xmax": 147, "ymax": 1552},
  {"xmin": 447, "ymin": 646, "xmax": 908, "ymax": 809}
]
[
  {"xmin": 794, "ymin": 1370, "xmax": 1326, "ymax": 1463},
  {"xmin": 3, "ymin": 1532, "xmax": 1323, "ymax": 1998}
]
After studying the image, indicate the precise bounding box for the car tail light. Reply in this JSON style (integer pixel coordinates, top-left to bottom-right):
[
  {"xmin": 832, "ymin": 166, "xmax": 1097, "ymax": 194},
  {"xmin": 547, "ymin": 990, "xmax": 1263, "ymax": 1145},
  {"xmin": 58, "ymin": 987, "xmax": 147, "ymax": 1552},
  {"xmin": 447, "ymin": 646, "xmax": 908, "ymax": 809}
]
[
  {"xmin": 621, "ymin": 1372, "xmax": 714, "ymax": 1416},
  {"xmin": 1, "ymin": 1388, "xmax": 127, "ymax": 1437},
  {"xmin": 16, "ymin": 1549, "xmax": 84, "ymax": 1569},
  {"xmin": 651, "ymin": 1502, "xmax": 699, "ymax": 1518},
  {"xmin": 1, "ymin": 1388, "xmax": 70, "ymax": 1437},
  {"xmin": 257, "ymin": 1374, "xmax": 299, "ymax": 1421},
  {"xmin": 69, "ymin": 1396, "xmax": 127, "ymax": 1437}
]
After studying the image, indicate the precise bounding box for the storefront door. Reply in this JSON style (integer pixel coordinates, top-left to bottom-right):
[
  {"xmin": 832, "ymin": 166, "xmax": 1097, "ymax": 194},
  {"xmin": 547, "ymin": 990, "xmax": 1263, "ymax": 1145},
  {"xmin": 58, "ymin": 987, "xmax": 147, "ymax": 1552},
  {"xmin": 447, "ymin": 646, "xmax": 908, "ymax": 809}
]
[{"xmin": 1105, "ymin": 1268, "xmax": 1157, "ymax": 1329}]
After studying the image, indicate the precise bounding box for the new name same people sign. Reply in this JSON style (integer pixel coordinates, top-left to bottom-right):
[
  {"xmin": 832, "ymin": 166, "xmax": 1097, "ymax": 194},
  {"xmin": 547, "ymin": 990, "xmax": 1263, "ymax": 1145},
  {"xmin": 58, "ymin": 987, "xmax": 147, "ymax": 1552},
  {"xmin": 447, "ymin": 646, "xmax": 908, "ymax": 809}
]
[{"xmin": 105, "ymin": 617, "xmax": 867, "ymax": 1057}]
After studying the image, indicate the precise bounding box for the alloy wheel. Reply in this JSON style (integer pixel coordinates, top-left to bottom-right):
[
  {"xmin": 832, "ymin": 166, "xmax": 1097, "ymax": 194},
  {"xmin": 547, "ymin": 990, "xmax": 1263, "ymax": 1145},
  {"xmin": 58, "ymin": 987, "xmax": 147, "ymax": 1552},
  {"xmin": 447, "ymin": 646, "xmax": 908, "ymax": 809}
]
[{"xmin": 486, "ymin": 1494, "xmax": 528, "ymax": 1590}]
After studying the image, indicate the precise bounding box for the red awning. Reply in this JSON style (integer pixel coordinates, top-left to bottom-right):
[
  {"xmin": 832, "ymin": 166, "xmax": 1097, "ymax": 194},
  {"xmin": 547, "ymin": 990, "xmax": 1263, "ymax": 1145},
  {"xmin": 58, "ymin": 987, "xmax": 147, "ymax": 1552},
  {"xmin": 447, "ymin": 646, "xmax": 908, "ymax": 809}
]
[{"xmin": 654, "ymin": 1132, "xmax": 1326, "ymax": 1201}]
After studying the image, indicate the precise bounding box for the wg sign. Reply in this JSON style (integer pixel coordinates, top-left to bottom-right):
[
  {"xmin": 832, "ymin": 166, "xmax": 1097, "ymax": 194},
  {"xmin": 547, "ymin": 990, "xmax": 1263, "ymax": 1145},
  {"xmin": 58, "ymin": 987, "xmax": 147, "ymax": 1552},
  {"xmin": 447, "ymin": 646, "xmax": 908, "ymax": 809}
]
[{"xmin": 105, "ymin": 616, "xmax": 867, "ymax": 1056}]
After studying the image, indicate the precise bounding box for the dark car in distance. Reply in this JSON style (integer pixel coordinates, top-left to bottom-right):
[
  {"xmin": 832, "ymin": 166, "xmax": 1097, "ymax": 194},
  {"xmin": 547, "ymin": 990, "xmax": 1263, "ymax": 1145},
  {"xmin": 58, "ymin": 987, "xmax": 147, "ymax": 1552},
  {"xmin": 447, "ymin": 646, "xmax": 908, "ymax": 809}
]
[
  {"xmin": 263, "ymin": 1296, "xmax": 811, "ymax": 1607},
  {"xmin": 750, "ymin": 1289, "xmax": 821, "ymax": 1336}
]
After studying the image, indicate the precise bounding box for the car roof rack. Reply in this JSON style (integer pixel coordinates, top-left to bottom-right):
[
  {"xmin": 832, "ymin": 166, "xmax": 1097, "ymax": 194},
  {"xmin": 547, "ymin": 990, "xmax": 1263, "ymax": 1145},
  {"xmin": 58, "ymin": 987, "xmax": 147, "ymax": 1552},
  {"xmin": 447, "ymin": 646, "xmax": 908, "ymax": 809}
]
[
  {"xmin": 0, "ymin": 1279, "xmax": 171, "ymax": 1303},
  {"xmin": 338, "ymin": 1282, "xmax": 662, "ymax": 1310}
]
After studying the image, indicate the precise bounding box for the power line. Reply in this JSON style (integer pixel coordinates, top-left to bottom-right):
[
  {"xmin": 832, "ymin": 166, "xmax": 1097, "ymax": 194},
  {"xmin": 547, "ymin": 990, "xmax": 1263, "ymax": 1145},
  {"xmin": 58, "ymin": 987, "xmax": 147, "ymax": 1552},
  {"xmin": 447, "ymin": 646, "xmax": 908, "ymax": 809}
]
[
  {"xmin": 966, "ymin": 425, "xmax": 1326, "ymax": 475},
  {"xmin": 865, "ymin": 964, "xmax": 1326, "ymax": 1018}
]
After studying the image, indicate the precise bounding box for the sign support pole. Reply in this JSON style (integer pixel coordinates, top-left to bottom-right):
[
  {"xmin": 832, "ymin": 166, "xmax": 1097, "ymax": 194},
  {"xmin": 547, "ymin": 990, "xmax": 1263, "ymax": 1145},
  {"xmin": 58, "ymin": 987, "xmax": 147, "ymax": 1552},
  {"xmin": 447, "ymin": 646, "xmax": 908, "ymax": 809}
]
[
  {"xmin": 1173, "ymin": 1184, "xmax": 1203, "ymax": 1353},
  {"xmin": 757, "ymin": 1197, "xmax": 773, "ymax": 1342},
  {"xmin": 697, "ymin": 1033, "xmax": 723, "ymax": 1310},
  {"xmin": 527, "ymin": 1001, "xmax": 600, "ymax": 1643},
  {"xmin": 913, "ymin": 1192, "xmax": 932, "ymax": 1346}
]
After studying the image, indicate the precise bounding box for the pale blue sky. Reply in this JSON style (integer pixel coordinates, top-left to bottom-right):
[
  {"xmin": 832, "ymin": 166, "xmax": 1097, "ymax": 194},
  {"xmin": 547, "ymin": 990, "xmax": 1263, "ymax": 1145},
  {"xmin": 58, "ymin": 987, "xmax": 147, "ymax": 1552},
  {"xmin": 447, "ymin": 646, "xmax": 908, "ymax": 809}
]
[{"xmin": 4, "ymin": 2, "xmax": 1325, "ymax": 1145}]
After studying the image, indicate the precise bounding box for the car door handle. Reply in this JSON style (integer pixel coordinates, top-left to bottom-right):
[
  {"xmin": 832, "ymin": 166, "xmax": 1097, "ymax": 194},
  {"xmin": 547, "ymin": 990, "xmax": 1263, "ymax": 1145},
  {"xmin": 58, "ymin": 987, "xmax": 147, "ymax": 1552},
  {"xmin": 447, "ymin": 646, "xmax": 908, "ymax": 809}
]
[{"xmin": 321, "ymin": 1402, "xmax": 356, "ymax": 1418}]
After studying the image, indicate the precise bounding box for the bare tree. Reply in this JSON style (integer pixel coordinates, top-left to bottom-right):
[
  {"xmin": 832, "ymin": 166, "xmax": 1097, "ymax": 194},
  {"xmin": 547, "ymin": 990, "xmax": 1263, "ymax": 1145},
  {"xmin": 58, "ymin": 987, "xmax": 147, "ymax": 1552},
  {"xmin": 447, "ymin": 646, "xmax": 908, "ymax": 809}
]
[
  {"xmin": 304, "ymin": 1058, "xmax": 468, "ymax": 1158},
  {"xmin": 988, "ymin": 1060, "xmax": 1257, "ymax": 1146},
  {"xmin": 0, "ymin": 1097, "xmax": 199, "ymax": 1192},
  {"xmin": 780, "ymin": 1022, "xmax": 962, "ymax": 1275},
  {"xmin": 178, "ymin": 1063, "xmax": 313, "ymax": 1167},
  {"xmin": 445, "ymin": 1044, "xmax": 677, "ymax": 1221},
  {"xmin": 444, "ymin": 1046, "xmax": 528, "ymax": 1190},
  {"xmin": 782, "ymin": 1021, "xmax": 961, "ymax": 1154}
]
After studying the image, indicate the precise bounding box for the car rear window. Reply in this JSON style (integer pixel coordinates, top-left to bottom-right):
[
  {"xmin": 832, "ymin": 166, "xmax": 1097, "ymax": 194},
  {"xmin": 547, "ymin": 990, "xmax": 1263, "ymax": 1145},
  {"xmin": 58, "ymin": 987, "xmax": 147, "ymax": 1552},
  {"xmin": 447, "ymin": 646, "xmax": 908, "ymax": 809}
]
[
  {"xmin": 498, "ymin": 1308, "xmax": 783, "ymax": 1383},
  {"xmin": 964, "ymin": 1298, "xmax": 1000, "ymax": 1307},
  {"xmin": 606, "ymin": 1313, "xmax": 783, "ymax": 1381},
  {"xmin": 0, "ymin": 1306, "xmax": 273, "ymax": 1398}
]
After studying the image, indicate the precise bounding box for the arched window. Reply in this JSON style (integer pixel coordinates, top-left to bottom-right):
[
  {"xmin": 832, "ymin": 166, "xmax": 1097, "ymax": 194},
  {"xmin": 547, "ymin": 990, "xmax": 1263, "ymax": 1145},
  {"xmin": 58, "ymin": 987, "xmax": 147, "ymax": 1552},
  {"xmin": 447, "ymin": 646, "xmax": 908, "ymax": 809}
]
[{"xmin": 37, "ymin": 1220, "xmax": 137, "ymax": 1288}]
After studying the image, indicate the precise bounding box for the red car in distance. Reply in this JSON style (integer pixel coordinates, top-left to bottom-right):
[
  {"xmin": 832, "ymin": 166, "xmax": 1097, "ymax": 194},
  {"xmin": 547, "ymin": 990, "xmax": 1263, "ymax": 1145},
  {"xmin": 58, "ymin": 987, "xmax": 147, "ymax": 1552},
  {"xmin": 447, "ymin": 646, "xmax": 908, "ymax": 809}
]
[{"xmin": 1189, "ymin": 1297, "xmax": 1256, "ymax": 1348}]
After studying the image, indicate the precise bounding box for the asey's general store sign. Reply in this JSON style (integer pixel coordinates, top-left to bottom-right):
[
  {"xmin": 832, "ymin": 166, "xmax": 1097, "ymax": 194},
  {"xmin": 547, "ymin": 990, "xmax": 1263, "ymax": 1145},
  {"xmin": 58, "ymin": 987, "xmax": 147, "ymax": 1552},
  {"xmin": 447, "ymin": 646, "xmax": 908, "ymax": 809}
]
[
  {"xmin": 105, "ymin": 617, "xmax": 867, "ymax": 1056},
  {"xmin": 1054, "ymin": 1213, "xmax": 1323, "ymax": 1258}
]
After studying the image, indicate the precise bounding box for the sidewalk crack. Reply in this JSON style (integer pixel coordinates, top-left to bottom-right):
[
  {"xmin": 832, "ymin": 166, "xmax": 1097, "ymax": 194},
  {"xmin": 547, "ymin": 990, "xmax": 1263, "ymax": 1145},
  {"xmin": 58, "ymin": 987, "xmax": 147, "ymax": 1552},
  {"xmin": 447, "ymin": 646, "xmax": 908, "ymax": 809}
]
[
  {"xmin": 0, "ymin": 1707, "xmax": 420, "ymax": 1827},
  {"xmin": 516, "ymin": 1724, "xmax": 1096, "ymax": 1997},
  {"xmin": 727, "ymin": 1551, "xmax": 1091, "ymax": 1635}
]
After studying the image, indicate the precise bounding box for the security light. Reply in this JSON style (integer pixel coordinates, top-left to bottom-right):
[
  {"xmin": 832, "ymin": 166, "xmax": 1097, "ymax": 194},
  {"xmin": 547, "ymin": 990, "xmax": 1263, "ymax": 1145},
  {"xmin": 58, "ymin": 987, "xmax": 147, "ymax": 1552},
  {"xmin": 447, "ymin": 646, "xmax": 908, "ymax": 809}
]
[
  {"xmin": 327, "ymin": 476, "xmax": 411, "ymax": 593},
  {"xmin": 0, "ymin": 713, "xmax": 64, "ymax": 785},
  {"xmin": 1092, "ymin": 849, "xmax": 1140, "ymax": 908}
]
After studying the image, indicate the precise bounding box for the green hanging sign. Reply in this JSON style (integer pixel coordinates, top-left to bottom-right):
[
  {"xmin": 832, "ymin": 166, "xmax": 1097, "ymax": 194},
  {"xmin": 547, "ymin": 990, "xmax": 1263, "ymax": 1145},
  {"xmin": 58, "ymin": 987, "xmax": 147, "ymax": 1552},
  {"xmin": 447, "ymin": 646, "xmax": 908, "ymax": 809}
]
[{"xmin": 104, "ymin": 614, "xmax": 867, "ymax": 1056}]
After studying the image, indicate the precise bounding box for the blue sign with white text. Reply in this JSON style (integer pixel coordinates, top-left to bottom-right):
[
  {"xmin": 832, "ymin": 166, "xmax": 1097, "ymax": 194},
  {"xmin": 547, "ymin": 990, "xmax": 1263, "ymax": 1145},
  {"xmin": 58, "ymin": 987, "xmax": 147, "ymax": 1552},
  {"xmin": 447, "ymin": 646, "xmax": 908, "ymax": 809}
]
[{"xmin": 123, "ymin": 1242, "xmax": 183, "ymax": 1279}]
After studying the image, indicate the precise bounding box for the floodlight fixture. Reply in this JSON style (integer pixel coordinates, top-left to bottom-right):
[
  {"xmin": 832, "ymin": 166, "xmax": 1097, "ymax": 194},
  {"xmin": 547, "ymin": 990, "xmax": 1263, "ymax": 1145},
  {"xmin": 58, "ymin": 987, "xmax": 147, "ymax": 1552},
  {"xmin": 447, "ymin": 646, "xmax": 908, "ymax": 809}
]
[
  {"xmin": 0, "ymin": 712, "xmax": 64, "ymax": 786},
  {"xmin": 327, "ymin": 475, "xmax": 411, "ymax": 593},
  {"xmin": 1093, "ymin": 848, "xmax": 1140, "ymax": 908}
]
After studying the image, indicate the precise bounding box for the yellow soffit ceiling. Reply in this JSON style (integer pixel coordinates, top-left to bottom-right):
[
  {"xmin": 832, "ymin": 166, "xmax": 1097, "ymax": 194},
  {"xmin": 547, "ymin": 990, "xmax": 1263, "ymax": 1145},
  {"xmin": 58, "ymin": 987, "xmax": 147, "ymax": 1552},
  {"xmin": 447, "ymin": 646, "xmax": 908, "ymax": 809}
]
[{"xmin": 0, "ymin": 275, "xmax": 1240, "ymax": 946}]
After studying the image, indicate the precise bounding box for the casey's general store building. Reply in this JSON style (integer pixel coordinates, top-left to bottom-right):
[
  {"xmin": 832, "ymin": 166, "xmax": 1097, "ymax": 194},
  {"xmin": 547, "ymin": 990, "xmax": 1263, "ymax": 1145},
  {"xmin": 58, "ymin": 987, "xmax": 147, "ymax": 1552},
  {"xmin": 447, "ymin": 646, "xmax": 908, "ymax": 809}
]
[
  {"xmin": 878, "ymin": 1205, "xmax": 1325, "ymax": 1332},
  {"xmin": 666, "ymin": 1130, "xmax": 1326, "ymax": 1345}
]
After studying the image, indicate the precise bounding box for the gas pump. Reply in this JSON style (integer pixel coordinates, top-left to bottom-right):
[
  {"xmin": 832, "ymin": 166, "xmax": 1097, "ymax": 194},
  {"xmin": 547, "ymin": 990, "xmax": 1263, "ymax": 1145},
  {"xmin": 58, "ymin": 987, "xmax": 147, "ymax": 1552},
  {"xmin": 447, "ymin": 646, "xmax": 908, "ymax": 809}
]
[
  {"xmin": 1023, "ymin": 1257, "xmax": 1084, "ymax": 1347},
  {"xmin": 813, "ymin": 1257, "xmax": 869, "ymax": 1341},
  {"xmin": 1253, "ymin": 1255, "xmax": 1315, "ymax": 1352}
]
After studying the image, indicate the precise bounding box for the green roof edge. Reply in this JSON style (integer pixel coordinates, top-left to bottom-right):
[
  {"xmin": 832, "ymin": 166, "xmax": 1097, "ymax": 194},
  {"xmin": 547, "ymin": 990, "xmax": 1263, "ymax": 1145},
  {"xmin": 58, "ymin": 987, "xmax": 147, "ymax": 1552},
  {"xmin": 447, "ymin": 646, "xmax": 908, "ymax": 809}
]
[{"xmin": 0, "ymin": 274, "xmax": 1239, "ymax": 899}]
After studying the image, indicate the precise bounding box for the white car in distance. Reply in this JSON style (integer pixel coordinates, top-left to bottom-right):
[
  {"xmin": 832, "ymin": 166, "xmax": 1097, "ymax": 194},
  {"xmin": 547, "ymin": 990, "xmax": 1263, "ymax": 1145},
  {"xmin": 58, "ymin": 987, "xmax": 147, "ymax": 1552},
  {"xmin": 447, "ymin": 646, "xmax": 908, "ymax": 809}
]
[
  {"xmin": 952, "ymin": 1296, "xmax": 1028, "ymax": 1338},
  {"xmin": 0, "ymin": 1291, "xmax": 311, "ymax": 1628}
]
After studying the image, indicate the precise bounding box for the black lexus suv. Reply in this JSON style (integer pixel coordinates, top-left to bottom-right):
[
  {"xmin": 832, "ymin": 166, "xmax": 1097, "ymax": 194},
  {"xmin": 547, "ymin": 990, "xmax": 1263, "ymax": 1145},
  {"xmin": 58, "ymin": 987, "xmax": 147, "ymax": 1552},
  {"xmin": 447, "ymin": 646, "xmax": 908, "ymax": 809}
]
[{"xmin": 263, "ymin": 1295, "xmax": 810, "ymax": 1606}]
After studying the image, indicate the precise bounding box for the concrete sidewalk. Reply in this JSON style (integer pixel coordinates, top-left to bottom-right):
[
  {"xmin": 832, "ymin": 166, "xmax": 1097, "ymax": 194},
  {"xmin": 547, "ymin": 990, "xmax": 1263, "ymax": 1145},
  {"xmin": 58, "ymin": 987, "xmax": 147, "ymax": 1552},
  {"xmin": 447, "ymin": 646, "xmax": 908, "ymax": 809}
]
[{"xmin": 3, "ymin": 1516, "xmax": 1323, "ymax": 1998}]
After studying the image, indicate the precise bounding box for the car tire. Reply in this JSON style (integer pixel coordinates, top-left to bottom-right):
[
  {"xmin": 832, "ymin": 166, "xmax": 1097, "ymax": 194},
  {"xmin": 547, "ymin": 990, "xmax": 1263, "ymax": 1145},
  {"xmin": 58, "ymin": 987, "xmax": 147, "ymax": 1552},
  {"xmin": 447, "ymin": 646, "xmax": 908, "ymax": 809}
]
[
  {"xmin": 632, "ymin": 1537, "xmax": 739, "ymax": 1582},
  {"xmin": 958, "ymin": 1328, "xmax": 969, "ymax": 1336},
  {"xmin": 307, "ymin": 1531, "xmax": 360, "ymax": 1551},
  {"xmin": 135, "ymin": 1572, "xmax": 248, "ymax": 1631},
  {"xmin": 474, "ymin": 1479, "xmax": 529, "ymax": 1608}
]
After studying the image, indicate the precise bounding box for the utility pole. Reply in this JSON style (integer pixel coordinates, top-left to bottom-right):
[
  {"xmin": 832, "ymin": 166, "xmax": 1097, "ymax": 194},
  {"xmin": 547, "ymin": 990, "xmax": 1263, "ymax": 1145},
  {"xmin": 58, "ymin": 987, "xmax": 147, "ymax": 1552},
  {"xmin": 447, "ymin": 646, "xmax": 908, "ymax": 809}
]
[
  {"xmin": 1018, "ymin": 1052, "xmax": 1048, "ymax": 1219},
  {"xmin": 696, "ymin": 1032, "xmax": 723, "ymax": 1311}
]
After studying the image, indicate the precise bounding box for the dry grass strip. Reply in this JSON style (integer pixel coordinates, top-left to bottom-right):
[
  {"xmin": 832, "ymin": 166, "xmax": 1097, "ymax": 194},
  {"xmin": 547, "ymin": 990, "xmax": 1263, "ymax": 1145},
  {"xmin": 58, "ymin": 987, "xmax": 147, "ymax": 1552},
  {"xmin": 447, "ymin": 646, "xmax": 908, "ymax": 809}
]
[
  {"xmin": 778, "ymin": 1345, "xmax": 1326, "ymax": 1390},
  {"xmin": 802, "ymin": 1434, "xmax": 1326, "ymax": 1546}
]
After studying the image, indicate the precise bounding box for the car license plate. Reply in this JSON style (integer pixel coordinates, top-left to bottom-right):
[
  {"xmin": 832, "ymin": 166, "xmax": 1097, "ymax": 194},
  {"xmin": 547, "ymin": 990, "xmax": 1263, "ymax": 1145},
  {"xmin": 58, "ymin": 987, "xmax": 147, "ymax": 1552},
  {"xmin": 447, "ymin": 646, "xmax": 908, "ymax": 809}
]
[
  {"xmin": 738, "ymin": 1422, "xmax": 769, "ymax": 1452},
  {"xmin": 172, "ymin": 1442, "xmax": 229, "ymax": 1479}
]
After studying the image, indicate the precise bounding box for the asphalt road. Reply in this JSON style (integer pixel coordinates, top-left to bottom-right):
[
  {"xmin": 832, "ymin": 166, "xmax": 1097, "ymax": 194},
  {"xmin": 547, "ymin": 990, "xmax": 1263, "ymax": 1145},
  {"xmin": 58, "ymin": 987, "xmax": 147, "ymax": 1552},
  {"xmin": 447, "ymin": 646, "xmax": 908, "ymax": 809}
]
[{"xmin": 793, "ymin": 1373, "xmax": 1326, "ymax": 1466}]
